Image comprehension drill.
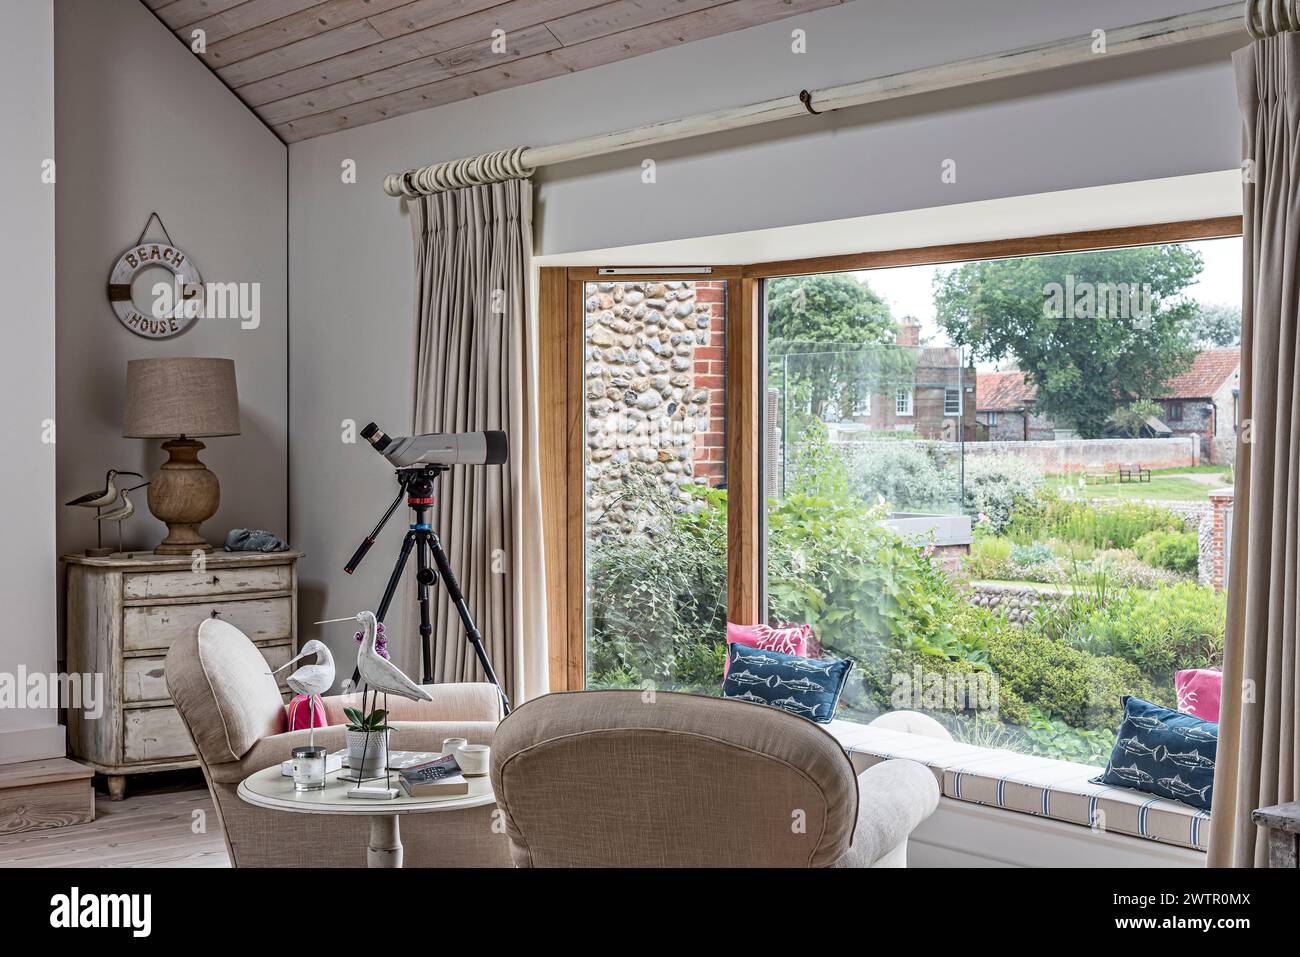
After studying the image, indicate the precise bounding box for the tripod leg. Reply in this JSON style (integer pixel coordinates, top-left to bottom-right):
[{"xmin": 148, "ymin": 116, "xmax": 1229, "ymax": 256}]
[
  {"xmin": 426, "ymin": 532, "xmax": 512, "ymax": 715},
  {"xmin": 415, "ymin": 537, "xmax": 435, "ymax": 685},
  {"xmin": 350, "ymin": 530, "xmax": 417, "ymax": 685}
]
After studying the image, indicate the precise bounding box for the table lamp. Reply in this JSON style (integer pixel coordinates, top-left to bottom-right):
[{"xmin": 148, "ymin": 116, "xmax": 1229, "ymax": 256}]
[{"xmin": 123, "ymin": 357, "xmax": 240, "ymax": 555}]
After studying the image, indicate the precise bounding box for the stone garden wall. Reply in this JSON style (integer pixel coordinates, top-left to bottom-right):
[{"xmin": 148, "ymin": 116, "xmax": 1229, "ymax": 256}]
[
  {"xmin": 584, "ymin": 280, "xmax": 725, "ymax": 540},
  {"xmin": 967, "ymin": 582, "xmax": 1062, "ymax": 623}
]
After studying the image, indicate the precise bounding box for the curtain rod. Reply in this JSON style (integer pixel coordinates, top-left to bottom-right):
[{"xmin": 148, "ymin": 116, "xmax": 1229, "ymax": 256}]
[{"xmin": 384, "ymin": 3, "xmax": 1247, "ymax": 198}]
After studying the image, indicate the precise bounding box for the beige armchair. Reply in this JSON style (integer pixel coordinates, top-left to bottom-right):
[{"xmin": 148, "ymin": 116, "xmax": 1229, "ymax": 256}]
[
  {"xmin": 166, "ymin": 618, "xmax": 511, "ymax": 867},
  {"xmin": 490, "ymin": 690, "xmax": 939, "ymax": 867}
]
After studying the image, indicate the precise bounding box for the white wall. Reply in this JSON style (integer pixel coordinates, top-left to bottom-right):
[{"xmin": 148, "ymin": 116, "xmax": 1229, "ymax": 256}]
[
  {"xmin": 55, "ymin": 0, "xmax": 288, "ymax": 560},
  {"xmin": 0, "ymin": 0, "xmax": 62, "ymax": 763},
  {"xmin": 287, "ymin": 0, "xmax": 1245, "ymax": 665}
]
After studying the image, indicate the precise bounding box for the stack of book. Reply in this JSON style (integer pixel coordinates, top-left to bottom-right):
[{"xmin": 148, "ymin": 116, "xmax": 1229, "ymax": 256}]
[{"xmin": 397, "ymin": 754, "xmax": 468, "ymax": 797}]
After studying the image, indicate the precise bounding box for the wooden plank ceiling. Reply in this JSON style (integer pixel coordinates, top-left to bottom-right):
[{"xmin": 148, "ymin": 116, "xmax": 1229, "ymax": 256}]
[{"xmin": 142, "ymin": 0, "xmax": 850, "ymax": 143}]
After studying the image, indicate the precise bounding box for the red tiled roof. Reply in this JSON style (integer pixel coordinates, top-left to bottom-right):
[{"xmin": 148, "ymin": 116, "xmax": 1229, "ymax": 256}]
[
  {"xmin": 976, "ymin": 371, "xmax": 1038, "ymax": 411},
  {"xmin": 1157, "ymin": 348, "xmax": 1240, "ymax": 400}
]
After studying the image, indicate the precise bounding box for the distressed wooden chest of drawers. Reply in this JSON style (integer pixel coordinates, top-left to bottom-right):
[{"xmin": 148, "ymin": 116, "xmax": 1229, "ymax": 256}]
[{"xmin": 63, "ymin": 550, "xmax": 302, "ymax": 800}]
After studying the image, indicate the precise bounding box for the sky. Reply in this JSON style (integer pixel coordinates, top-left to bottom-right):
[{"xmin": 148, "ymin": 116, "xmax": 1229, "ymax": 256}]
[{"xmin": 852, "ymin": 236, "xmax": 1242, "ymax": 367}]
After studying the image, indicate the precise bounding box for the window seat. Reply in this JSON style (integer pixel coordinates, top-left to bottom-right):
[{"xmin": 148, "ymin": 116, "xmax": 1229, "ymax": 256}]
[{"xmin": 824, "ymin": 719, "xmax": 1210, "ymax": 854}]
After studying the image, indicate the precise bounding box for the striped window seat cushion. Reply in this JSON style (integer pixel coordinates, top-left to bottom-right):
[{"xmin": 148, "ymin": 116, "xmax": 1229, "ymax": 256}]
[{"xmin": 824, "ymin": 720, "xmax": 1209, "ymax": 852}]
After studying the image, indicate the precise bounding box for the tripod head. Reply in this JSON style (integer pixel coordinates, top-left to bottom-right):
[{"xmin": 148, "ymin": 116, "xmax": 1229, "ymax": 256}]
[{"xmin": 344, "ymin": 466, "xmax": 446, "ymax": 576}]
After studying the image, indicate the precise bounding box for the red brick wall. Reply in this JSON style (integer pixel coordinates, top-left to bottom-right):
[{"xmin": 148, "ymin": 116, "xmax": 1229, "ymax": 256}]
[
  {"xmin": 693, "ymin": 280, "xmax": 727, "ymax": 486},
  {"xmin": 1208, "ymin": 489, "xmax": 1233, "ymax": 592}
]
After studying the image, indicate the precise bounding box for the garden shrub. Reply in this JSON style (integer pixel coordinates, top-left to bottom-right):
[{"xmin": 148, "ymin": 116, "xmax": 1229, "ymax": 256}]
[
  {"xmin": 1133, "ymin": 529, "xmax": 1199, "ymax": 575},
  {"xmin": 586, "ymin": 480, "xmax": 729, "ymax": 693},
  {"xmin": 984, "ymin": 624, "xmax": 1153, "ymax": 731},
  {"xmin": 1092, "ymin": 550, "xmax": 1183, "ymax": 589},
  {"xmin": 857, "ymin": 644, "xmax": 1030, "ymax": 727},
  {"xmin": 964, "ymin": 536, "xmax": 1013, "ymax": 580},
  {"xmin": 963, "ymin": 454, "xmax": 1044, "ymax": 533},
  {"xmin": 1011, "ymin": 542, "xmax": 1055, "ymax": 566},
  {"xmin": 830, "ymin": 439, "xmax": 956, "ymax": 512},
  {"xmin": 1084, "ymin": 582, "xmax": 1226, "ymax": 690},
  {"xmin": 767, "ymin": 493, "xmax": 965, "ymax": 663},
  {"xmin": 1019, "ymin": 707, "xmax": 1117, "ymax": 765}
]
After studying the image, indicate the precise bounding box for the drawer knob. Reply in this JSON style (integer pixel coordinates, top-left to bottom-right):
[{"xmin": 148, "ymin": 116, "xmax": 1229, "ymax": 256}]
[
  {"xmin": 211, "ymin": 575, "xmax": 220, "ymax": 585},
  {"xmin": 210, "ymin": 609, "xmax": 221, "ymax": 619}
]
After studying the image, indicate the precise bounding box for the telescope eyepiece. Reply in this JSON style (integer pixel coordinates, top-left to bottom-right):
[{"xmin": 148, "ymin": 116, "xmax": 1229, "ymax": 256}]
[{"xmin": 362, "ymin": 422, "xmax": 392, "ymax": 452}]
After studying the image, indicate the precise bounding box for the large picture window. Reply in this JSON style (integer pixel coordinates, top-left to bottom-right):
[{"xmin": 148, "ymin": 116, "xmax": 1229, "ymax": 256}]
[
  {"xmin": 762, "ymin": 236, "xmax": 1240, "ymax": 763},
  {"xmin": 540, "ymin": 219, "xmax": 1242, "ymax": 770}
]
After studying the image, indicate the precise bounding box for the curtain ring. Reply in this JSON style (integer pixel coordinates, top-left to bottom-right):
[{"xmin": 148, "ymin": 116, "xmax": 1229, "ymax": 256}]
[{"xmin": 1247, "ymin": 0, "xmax": 1266, "ymax": 38}]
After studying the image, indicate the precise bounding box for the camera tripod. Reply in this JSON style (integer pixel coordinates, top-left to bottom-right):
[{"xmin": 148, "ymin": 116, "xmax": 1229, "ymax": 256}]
[{"xmin": 344, "ymin": 465, "xmax": 511, "ymax": 715}]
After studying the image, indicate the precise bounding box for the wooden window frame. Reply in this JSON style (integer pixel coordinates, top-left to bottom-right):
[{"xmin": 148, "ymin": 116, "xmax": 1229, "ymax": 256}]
[
  {"xmin": 540, "ymin": 268, "xmax": 758, "ymax": 691},
  {"xmin": 541, "ymin": 217, "xmax": 1242, "ymax": 691}
]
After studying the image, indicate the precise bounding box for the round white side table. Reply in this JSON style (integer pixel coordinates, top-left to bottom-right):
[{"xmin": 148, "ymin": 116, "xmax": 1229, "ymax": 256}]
[{"xmin": 237, "ymin": 764, "xmax": 494, "ymax": 868}]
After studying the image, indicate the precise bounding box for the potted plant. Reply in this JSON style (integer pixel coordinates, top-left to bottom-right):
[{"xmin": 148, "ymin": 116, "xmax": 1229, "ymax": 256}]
[{"xmin": 343, "ymin": 705, "xmax": 391, "ymax": 778}]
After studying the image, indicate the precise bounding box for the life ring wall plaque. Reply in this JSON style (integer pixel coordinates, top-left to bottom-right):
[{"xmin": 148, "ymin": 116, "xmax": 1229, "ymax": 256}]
[{"xmin": 107, "ymin": 213, "xmax": 202, "ymax": 339}]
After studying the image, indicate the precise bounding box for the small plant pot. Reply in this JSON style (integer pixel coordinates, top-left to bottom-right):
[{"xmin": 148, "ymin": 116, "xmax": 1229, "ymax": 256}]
[{"xmin": 346, "ymin": 729, "xmax": 388, "ymax": 778}]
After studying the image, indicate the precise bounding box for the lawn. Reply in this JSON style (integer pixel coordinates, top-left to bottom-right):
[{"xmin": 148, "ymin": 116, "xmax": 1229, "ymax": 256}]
[{"xmin": 1041, "ymin": 466, "xmax": 1232, "ymax": 502}]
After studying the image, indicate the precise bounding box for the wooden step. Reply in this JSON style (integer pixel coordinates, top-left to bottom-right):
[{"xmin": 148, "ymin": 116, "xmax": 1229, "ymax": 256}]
[{"xmin": 0, "ymin": 758, "xmax": 95, "ymax": 835}]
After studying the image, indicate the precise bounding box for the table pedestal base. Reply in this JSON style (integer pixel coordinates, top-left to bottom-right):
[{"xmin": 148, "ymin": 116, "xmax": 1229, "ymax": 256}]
[{"xmin": 368, "ymin": 815, "xmax": 403, "ymax": 868}]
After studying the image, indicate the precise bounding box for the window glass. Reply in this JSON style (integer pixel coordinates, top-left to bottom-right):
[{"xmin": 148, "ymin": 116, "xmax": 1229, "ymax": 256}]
[
  {"xmin": 764, "ymin": 239, "xmax": 1239, "ymax": 764},
  {"xmin": 583, "ymin": 280, "xmax": 728, "ymax": 695}
]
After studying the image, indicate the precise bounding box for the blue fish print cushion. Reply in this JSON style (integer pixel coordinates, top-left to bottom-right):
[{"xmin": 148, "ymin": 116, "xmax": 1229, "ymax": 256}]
[
  {"xmin": 1091, "ymin": 696, "xmax": 1217, "ymax": 810},
  {"xmin": 720, "ymin": 643, "xmax": 852, "ymax": 724}
]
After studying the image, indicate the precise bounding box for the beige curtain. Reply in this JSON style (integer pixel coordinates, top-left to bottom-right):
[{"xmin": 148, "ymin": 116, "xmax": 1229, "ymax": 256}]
[
  {"xmin": 401, "ymin": 179, "xmax": 548, "ymax": 707},
  {"xmin": 1209, "ymin": 33, "xmax": 1300, "ymax": 867}
]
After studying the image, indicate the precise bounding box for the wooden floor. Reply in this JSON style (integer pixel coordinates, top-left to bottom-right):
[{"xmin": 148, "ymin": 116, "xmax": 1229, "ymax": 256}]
[{"xmin": 0, "ymin": 773, "xmax": 229, "ymax": 868}]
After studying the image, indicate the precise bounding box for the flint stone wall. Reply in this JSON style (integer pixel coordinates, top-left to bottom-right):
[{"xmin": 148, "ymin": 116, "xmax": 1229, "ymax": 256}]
[{"xmin": 585, "ymin": 280, "xmax": 721, "ymax": 540}]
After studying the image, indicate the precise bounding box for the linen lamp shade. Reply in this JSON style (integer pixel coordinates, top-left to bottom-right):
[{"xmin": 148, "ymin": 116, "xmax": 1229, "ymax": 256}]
[
  {"xmin": 123, "ymin": 357, "xmax": 239, "ymax": 438},
  {"xmin": 122, "ymin": 357, "xmax": 239, "ymax": 554}
]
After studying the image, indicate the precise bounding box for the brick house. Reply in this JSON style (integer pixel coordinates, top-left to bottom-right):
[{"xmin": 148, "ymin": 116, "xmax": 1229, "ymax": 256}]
[
  {"xmin": 836, "ymin": 322, "xmax": 979, "ymax": 441},
  {"xmin": 975, "ymin": 370, "xmax": 1060, "ymax": 441},
  {"xmin": 1151, "ymin": 347, "xmax": 1240, "ymax": 465}
]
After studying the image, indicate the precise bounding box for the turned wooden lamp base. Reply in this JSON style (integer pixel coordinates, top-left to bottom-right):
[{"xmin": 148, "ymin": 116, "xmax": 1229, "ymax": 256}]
[{"xmin": 147, "ymin": 438, "xmax": 220, "ymax": 555}]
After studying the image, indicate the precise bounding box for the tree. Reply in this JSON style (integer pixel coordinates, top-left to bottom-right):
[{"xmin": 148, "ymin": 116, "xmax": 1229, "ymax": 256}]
[
  {"xmin": 1188, "ymin": 302, "xmax": 1241, "ymax": 347},
  {"xmin": 1112, "ymin": 399, "xmax": 1163, "ymax": 438},
  {"xmin": 767, "ymin": 274, "xmax": 898, "ymax": 422},
  {"xmin": 933, "ymin": 246, "xmax": 1204, "ymax": 438}
]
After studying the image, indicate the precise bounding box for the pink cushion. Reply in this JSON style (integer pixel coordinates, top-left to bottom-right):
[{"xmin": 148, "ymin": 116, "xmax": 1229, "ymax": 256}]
[
  {"xmin": 723, "ymin": 622, "xmax": 811, "ymax": 676},
  {"xmin": 1174, "ymin": 669, "xmax": 1222, "ymax": 723},
  {"xmin": 286, "ymin": 693, "xmax": 329, "ymax": 731}
]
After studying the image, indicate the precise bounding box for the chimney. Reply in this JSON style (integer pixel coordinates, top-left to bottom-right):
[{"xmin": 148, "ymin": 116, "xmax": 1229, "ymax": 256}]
[{"xmin": 896, "ymin": 320, "xmax": 921, "ymax": 348}]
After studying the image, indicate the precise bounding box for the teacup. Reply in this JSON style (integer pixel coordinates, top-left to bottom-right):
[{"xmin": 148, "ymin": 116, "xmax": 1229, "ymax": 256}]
[{"xmin": 456, "ymin": 743, "xmax": 490, "ymax": 777}]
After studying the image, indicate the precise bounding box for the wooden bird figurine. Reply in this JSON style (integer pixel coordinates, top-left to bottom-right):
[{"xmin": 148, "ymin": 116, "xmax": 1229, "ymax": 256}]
[
  {"xmin": 66, "ymin": 469, "xmax": 142, "ymax": 551},
  {"xmin": 270, "ymin": 640, "xmax": 335, "ymax": 748},
  {"xmin": 95, "ymin": 482, "xmax": 148, "ymax": 554},
  {"xmin": 354, "ymin": 611, "xmax": 432, "ymax": 703}
]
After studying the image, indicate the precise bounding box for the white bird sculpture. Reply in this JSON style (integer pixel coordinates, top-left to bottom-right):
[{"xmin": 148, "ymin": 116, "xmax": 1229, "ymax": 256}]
[
  {"xmin": 65, "ymin": 469, "xmax": 143, "ymax": 509},
  {"xmin": 94, "ymin": 483, "xmax": 149, "ymax": 554},
  {"xmin": 269, "ymin": 639, "xmax": 336, "ymax": 748},
  {"xmin": 66, "ymin": 469, "xmax": 142, "ymax": 552},
  {"xmin": 354, "ymin": 611, "xmax": 432, "ymax": 704}
]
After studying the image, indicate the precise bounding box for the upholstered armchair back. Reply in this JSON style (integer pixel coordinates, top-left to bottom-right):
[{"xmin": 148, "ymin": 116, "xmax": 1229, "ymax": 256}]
[
  {"xmin": 166, "ymin": 618, "xmax": 288, "ymax": 767},
  {"xmin": 489, "ymin": 690, "xmax": 859, "ymax": 867}
]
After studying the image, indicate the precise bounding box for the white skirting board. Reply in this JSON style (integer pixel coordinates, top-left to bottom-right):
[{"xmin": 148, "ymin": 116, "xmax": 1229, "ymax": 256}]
[{"xmin": 908, "ymin": 797, "xmax": 1207, "ymax": 868}]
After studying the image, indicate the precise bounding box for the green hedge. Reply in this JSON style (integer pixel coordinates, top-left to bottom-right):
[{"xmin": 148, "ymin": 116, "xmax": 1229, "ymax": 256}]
[{"xmin": 1133, "ymin": 529, "xmax": 1199, "ymax": 575}]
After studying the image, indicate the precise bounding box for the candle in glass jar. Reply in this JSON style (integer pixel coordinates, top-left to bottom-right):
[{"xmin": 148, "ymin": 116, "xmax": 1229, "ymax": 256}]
[{"xmin": 292, "ymin": 745, "xmax": 328, "ymax": 791}]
